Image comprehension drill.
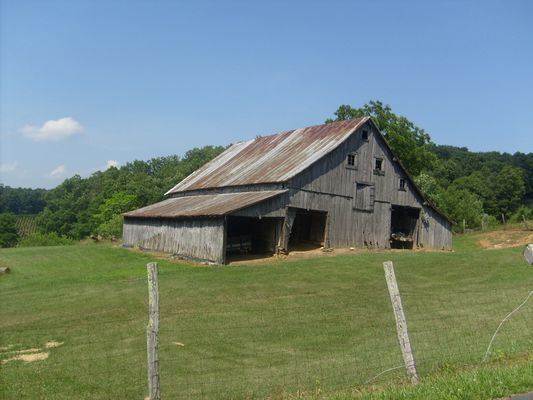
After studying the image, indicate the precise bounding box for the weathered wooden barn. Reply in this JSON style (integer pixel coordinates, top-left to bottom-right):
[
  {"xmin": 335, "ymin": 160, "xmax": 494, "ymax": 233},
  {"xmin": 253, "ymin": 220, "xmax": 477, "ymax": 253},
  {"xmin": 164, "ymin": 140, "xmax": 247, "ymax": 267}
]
[{"xmin": 123, "ymin": 117, "xmax": 452, "ymax": 263}]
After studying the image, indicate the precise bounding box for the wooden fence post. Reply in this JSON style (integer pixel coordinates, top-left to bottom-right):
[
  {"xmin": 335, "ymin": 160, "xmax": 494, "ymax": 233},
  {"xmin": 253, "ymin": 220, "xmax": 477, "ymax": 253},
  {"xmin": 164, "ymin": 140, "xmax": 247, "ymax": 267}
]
[
  {"xmin": 383, "ymin": 261, "xmax": 419, "ymax": 385},
  {"xmin": 146, "ymin": 262, "xmax": 160, "ymax": 400},
  {"xmin": 522, "ymin": 215, "xmax": 530, "ymax": 231}
]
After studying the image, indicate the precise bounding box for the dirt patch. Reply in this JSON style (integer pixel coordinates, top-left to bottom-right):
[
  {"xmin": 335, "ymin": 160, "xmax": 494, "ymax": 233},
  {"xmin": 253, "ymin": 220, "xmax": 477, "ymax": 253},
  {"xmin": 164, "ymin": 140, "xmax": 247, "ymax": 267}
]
[
  {"xmin": 12, "ymin": 348, "xmax": 41, "ymax": 354},
  {"xmin": 0, "ymin": 340, "xmax": 63, "ymax": 364},
  {"xmin": 476, "ymin": 230, "xmax": 533, "ymax": 250},
  {"xmin": 45, "ymin": 341, "xmax": 64, "ymax": 349},
  {"xmin": 2, "ymin": 352, "xmax": 49, "ymax": 364}
]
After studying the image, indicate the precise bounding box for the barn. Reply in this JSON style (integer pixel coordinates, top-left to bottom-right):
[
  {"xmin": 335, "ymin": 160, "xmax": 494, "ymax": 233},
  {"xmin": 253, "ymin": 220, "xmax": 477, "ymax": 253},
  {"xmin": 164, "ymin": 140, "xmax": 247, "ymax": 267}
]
[{"xmin": 123, "ymin": 117, "xmax": 452, "ymax": 263}]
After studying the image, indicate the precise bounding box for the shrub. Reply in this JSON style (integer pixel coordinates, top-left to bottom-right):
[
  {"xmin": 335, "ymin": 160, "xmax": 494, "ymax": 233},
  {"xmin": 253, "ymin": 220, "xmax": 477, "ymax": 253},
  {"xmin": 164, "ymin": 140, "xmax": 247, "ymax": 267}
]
[
  {"xmin": 95, "ymin": 214, "xmax": 123, "ymax": 239},
  {"xmin": 17, "ymin": 232, "xmax": 75, "ymax": 247},
  {"xmin": 510, "ymin": 205, "xmax": 533, "ymax": 223},
  {"xmin": 0, "ymin": 213, "xmax": 19, "ymax": 247}
]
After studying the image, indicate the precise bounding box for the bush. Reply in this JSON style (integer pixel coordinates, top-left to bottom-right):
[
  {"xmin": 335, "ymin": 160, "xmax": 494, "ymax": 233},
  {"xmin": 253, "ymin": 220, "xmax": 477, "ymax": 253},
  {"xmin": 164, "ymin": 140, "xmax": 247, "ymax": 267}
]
[
  {"xmin": 95, "ymin": 214, "xmax": 123, "ymax": 239},
  {"xmin": 0, "ymin": 213, "xmax": 19, "ymax": 247},
  {"xmin": 510, "ymin": 205, "xmax": 533, "ymax": 223},
  {"xmin": 17, "ymin": 232, "xmax": 75, "ymax": 247}
]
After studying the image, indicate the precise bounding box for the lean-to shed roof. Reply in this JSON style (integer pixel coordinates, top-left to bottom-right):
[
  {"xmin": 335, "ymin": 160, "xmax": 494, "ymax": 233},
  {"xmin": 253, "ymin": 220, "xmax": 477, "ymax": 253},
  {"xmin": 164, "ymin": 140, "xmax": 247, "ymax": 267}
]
[
  {"xmin": 123, "ymin": 190, "xmax": 286, "ymax": 218},
  {"xmin": 166, "ymin": 118, "xmax": 368, "ymax": 194}
]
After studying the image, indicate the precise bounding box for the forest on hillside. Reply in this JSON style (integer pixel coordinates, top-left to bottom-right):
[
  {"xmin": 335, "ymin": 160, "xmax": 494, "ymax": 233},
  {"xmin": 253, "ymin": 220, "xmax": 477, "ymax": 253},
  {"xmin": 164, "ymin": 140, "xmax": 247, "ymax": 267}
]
[{"xmin": 1, "ymin": 101, "xmax": 532, "ymax": 247}]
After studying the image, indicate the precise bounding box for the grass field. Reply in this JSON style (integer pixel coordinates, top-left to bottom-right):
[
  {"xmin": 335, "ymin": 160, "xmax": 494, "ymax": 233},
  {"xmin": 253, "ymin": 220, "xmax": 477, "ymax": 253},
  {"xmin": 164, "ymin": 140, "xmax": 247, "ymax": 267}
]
[{"xmin": 1, "ymin": 231, "xmax": 532, "ymax": 399}]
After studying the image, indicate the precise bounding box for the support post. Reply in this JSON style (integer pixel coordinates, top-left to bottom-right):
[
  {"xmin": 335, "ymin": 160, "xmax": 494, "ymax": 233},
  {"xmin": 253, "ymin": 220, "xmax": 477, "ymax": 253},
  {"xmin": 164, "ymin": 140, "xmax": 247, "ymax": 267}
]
[
  {"xmin": 502, "ymin": 213, "xmax": 506, "ymax": 229},
  {"xmin": 462, "ymin": 219, "xmax": 466, "ymax": 234},
  {"xmin": 146, "ymin": 262, "xmax": 160, "ymax": 400},
  {"xmin": 522, "ymin": 215, "xmax": 530, "ymax": 231},
  {"xmin": 383, "ymin": 261, "xmax": 419, "ymax": 385}
]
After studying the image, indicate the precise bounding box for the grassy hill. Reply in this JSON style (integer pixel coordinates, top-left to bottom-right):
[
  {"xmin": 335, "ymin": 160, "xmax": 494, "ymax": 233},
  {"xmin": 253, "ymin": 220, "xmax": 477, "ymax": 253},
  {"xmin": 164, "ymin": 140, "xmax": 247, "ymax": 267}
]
[{"xmin": 0, "ymin": 232, "xmax": 532, "ymax": 399}]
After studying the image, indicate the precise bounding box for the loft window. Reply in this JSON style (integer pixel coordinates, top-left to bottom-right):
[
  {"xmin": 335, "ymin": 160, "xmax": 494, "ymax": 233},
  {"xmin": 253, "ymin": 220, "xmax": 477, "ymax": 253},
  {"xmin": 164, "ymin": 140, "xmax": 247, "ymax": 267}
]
[
  {"xmin": 362, "ymin": 130, "xmax": 369, "ymax": 141},
  {"xmin": 346, "ymin": 152, "xmax": 357, "ymax": 169},
  {"xmin": 354, "ymin": 183, "xmax": 375, "ymax": 211},
  {"xmin": 373, "ymin": 157, "xmax": 384, "ymax": 175},
  {"xmin": 399, "ymin": 178, "xmax": 406, "ymax": 190}
]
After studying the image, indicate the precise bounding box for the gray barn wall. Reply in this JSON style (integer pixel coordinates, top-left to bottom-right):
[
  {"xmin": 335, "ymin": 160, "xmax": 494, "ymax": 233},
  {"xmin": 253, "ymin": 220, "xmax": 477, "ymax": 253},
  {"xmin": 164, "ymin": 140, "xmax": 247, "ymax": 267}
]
[
  {"xmin": 288, "ymin": 122, "xmax": 452, "ymax": 250},
  {"xmin": 123, "ymin": 217, "xmax": 226, "ymax": 263},
  {"xmin": 418, "ymin": 207, "xmax": 453, "ymax": 250}
]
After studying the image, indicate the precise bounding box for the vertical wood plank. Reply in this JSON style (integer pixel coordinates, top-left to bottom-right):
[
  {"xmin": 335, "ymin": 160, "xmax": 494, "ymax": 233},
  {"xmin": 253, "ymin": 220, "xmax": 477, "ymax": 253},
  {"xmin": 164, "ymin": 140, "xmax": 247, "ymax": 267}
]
[
  {"xmin": 147, "ymin": 262, "xmax": 160, "ymax": 400},
  {"xmin": 383, "ymin": 261, "xmax": 419, "ymax": 385}
]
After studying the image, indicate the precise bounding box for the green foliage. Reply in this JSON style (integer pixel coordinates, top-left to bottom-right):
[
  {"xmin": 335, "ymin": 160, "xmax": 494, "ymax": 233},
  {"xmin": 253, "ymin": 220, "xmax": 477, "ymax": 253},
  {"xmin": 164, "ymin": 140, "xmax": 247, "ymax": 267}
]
[
  {"xmin": 493, "ymin": 166, "xmax": 526, "ymax": 218},
  {"xmin": 327, "ymin": 100, "xmax": 436, "ymax": 175},
  {"xmin": 0, "ymin": 185, "xmax": 47, "ymax": 214},
  {"xmin": 413, "ymin": 173, "xmax": 443, "ymax": 206},
  {"xmin": 93, "ymin": 191, "xmax": 138, "ymax": 238},
  {"xmin": 17, "ymin": 232, "xmax": 75, "ymax": 247},
  {"xmin": 95, "ymin": 214, "xmax": 124, "ymax": 239},
  {"xmin": 439, "ymin": 186, "xmax": 484, "ymax": 229},
  {"xmin": 509, "ymin": 205, "xmax": 533, "ymax": 223},
  {"xmin": 0, "ymin": 213, "xmax": 19, "ymax": 248},
  {"xmin": 35, "ymin": 146, "xmax": 225, "ymax": 240}
]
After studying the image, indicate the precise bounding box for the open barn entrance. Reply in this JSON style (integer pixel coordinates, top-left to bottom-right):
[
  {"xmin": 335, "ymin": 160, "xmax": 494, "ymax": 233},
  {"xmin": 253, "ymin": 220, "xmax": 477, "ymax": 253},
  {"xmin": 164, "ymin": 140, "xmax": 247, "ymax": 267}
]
[
  {"xmin": 390, "ymin": 205, "xmax": 420, "ymax": 249},
  {"xmin": 225, "ymin": 216, "xmax": 281, "ymax": 261},
  {"xmin": 288, "ymin": 209, "xmax": 327, "ymax": 251}
]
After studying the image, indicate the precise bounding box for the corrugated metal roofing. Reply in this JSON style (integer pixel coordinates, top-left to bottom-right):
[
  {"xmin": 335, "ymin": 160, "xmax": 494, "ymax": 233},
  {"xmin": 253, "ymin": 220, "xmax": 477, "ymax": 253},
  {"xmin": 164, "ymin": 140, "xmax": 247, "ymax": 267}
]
[
  {"xmin": 166, "ymin": 118, "xmax": 368, "ymax": 194},
  {"xmin": 123, "ymin": 190, "xmax": 287, "ymax": 218}
]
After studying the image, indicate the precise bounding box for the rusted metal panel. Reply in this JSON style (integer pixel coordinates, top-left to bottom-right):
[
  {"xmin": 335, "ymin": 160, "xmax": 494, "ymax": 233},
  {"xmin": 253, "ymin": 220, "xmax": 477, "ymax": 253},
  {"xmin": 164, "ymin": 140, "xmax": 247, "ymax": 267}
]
[
  {"xmin": 123, "ymin": 190, "xmax": 287, "ymax": 218},
  {"xmin": 166, "ymin": 118, "xmax": 368, "ymax": 194}
]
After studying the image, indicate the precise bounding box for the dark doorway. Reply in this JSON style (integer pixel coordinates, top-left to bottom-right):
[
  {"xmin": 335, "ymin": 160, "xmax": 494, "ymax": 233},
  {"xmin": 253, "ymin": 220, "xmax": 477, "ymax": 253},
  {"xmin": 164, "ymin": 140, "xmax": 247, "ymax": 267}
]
[
  {"xmin": 225, "ymin": 216, "xmax": 281, "ymax": 260},
  {"xmin": 390, "ymin": 205, "xmax": 420, "ymax": 249},
  {"xmin": 288, "ymin": 209, "xmax": 327, "ymax": 251}
]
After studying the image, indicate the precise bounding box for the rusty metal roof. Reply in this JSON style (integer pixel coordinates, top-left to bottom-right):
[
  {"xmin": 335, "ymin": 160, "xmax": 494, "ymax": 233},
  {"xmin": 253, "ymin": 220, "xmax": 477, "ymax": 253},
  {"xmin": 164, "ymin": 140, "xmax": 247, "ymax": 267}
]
[
  {"xmin": 166, "ymin": 118, "xmax": 369, "ymax": 194},
  {"xmin": 123, "ymin": 190, "xmax": 287, "ymax": 218}
]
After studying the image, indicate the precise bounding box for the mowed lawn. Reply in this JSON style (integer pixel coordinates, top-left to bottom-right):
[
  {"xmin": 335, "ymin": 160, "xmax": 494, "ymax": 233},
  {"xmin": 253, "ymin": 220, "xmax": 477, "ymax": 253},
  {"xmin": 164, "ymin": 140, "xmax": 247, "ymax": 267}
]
[{"xmin": 1, "ymin": 234, "xmax": 532, "ymax": 399}]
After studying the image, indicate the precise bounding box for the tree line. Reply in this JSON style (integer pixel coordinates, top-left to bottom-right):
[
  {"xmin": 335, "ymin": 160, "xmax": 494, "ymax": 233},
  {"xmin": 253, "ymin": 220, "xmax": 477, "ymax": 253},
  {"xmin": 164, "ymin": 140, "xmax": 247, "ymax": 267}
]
[{"xmin": 1, "ymin": 101, "xmax": 532, "ymax": 247}]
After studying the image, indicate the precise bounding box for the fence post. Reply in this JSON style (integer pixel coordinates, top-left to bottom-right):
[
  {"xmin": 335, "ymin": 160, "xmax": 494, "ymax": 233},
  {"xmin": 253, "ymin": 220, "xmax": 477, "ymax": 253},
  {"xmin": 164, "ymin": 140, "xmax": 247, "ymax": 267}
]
[
  {"xmin": 146, "ymin": 262, "xmax": 160, "ymax": 400},
  {"xmin": 523, "ymin": 215, "xmax": 530, "ymax": 231},
  {"xmin": 383, "ymin": 261, "xmax": 419, "ymax": 385}
]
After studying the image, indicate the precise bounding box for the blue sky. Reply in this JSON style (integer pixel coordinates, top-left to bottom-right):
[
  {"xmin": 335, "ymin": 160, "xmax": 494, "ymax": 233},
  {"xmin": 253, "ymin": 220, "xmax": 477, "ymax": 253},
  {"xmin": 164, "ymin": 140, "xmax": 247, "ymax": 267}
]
[{"xmin": 1, "ymin": 0, "xmax": 532, "ymax": 189}]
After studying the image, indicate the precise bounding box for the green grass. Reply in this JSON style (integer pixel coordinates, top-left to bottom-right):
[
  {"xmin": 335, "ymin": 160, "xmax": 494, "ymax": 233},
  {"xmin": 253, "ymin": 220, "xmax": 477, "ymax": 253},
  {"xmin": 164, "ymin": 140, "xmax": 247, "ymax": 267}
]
[{"xmin": 0, "ymin": 234, "xmax": 532, "ymax": 399}]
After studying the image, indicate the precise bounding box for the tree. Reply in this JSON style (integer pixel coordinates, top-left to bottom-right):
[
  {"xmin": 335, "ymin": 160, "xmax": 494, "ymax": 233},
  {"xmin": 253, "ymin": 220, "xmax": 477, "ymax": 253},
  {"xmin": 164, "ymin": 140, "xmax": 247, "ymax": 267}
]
[
  {"xmin": 413, "ymin": 173, "xmax": 443, "ymax": 207},
  {"xmin": 492, "ymin": 166, "xmax": 526, "ymax": 218},
  {"xmin": 93, "ymin": 192, "xmax": 139, "ymax": 238},
  {"xmin": 327, "ymin": 101, "xmax": 436, "ymax": 175},
  {"xmin": 439, "ymin": 187, "xmax": 484, "ymax": 230},
  {"xmin": 450, "ymin": 170, "xmax": 496, "ymax": 214},
  {"xmin": 0, "ymin": 213, "xmax": 19, "ymax": 247}
]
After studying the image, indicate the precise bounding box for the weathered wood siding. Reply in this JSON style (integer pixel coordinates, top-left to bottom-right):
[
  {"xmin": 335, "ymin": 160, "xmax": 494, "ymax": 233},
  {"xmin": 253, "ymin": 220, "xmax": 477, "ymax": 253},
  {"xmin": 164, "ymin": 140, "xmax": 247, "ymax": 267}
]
[
  {"xmin": 418, "ymin": 207, "xmax": 453, "ymax": 250},
  {"xmin": 123, "ymin": 217, "xmax": 225, "ymax": 263},
  {"xmin": 288, "ymin": 121, "xmax": 452, "ymax": 250}
]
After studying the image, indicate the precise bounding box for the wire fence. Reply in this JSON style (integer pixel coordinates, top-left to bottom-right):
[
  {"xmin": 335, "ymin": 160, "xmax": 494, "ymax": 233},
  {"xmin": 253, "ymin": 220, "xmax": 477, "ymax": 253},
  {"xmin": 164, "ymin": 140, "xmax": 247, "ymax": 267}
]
[{"xmin": 1, "ymin": 261, "xmax": 532, "ymax": 399}]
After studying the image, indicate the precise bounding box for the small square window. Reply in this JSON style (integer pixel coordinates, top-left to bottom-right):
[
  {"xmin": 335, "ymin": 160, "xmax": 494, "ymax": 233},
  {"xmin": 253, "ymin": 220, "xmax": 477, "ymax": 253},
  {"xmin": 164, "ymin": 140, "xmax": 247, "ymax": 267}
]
[
  {"xmin": 373, "ymin": 157, "xmax": 385, "ymax": 175},
  {"xmin": 362, "ymin": 130, "xmax": 369, "ymax": 141},
  {"xmin": 399, "ymin": 178, "xmax": 406, "ymax": 190},
  {"xmin": 346, "ymin": 152, "xmax": 357, "ymax": 169}
]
